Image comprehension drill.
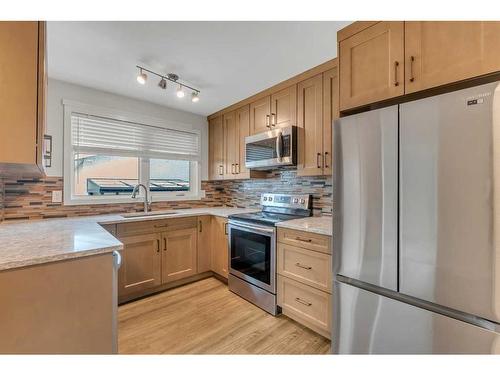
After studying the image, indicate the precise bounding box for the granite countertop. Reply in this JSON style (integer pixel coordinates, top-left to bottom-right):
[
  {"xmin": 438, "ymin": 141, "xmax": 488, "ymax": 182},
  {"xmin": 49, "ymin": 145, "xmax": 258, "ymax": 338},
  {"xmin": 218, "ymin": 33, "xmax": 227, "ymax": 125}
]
[
  {"xmin": 0, "ymin": 207, "xmax": 259, "ymax": 272},
  {"xmin": 275, "ymin": 216, "xmax": 332, "ymax": 236}
]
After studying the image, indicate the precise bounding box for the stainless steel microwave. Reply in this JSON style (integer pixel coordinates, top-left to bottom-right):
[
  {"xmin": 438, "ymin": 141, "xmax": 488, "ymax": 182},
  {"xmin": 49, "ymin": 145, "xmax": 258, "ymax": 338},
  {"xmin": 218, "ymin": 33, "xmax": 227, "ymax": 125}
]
[{"xmin": 244, "ymin": 126, "xmax": 297, "ymax": 169}]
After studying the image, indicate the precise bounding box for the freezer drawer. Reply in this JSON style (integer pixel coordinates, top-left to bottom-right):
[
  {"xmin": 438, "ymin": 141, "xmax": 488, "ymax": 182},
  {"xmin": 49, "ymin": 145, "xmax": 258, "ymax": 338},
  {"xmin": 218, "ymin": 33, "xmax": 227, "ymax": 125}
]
[
  {"xmin": 335, "ymin": 106, "xmax": 398, "ymax": 290},
  {"xmin": 334, "ymin": 282, "xmax": 500, "ymax": 354},
  {"xmin": 400, "ymin": 81, "xmax": 500, "ymax": 323}
]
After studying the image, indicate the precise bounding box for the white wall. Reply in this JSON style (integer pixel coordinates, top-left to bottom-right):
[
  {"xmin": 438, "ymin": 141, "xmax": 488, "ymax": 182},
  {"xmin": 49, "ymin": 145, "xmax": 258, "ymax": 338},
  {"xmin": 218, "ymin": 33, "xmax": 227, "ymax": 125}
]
[{"xmin": 46, "ymin": 79, "xmax": 209, "ymax": 179}]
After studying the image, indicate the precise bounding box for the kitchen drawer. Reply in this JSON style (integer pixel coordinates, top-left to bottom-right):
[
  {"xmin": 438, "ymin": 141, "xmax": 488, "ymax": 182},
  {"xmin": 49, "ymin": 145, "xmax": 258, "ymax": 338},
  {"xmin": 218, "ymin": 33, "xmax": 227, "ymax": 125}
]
[
  {"xmin": 117, "ymin": 220, "xmax": 156, "ymax": 236},
  {"xmin": 278, "ymin": 275, "xmax": 332, "ymax": 339},
  {"xmin": 277, "ymin": 243, "xmax": 332, "ymax": 292},
  {"xmin": 163, "ymin": 216, "xmax": 197, "ymax": 231},
  {"xmin": 116, "ymin": 216, "xmax": 198, "ymax": 236},
  {"xmin": 278, "ymin": 228, "xmax": 331, "ymax": 254}
]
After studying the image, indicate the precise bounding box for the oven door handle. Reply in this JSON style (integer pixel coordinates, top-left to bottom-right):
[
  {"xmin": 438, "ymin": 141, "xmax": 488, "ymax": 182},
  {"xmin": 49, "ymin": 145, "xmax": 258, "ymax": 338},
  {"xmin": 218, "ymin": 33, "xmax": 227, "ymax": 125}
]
[{"xmin": 228, "ymin": 221, "xmax": 276, "ymax": 236}]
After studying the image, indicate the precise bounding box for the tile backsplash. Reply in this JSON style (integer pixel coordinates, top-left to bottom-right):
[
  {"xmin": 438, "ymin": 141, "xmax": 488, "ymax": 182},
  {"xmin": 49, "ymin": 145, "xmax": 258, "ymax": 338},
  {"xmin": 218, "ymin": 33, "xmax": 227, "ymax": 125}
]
[{"xmin": 0, "ymin": 171, "xmax": 332, "ymax": 221}]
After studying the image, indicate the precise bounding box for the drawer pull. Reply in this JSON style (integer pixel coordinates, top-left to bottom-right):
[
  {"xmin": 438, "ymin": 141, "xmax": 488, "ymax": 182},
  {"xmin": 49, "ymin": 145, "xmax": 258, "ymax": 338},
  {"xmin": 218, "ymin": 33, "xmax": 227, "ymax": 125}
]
[
  {"xmin": 409, "ymin": 55, "xmax": 415, "ymax": 82},
  {"xmin": 295, "ymin": 262, "xmax": 312, "ymax": 270},
  {"xmin": 295, "ymin": 237, "xmax": 312, "ymax": 243},
  {"xmin": 394, "ymin": 61, "xmax": 400, "ymax": 87},
  {"xmin": 295, "ymin": 297, "xmax": 312, "ymax": 306},
  {"xmin": 154, "ymin": 224, "xmax": 168, "ymax": 228}
]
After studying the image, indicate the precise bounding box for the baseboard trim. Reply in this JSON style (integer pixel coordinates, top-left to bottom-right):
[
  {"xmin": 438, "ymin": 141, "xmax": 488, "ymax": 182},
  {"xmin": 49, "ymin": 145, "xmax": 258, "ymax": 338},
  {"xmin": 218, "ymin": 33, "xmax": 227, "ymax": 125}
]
[{"xmin": 119, "ymin": 271, "xmax": 214, "ymax": 305}]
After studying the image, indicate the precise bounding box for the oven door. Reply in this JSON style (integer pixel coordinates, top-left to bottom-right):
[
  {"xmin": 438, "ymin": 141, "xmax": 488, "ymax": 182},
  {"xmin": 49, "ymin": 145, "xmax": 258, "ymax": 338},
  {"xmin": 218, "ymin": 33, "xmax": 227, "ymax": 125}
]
[
  {"xmin": 245, "ymin": 126, "xmax": 296, "ymax": 169},
  {"xmin": 228, "ymin": 220, "xmax": 276, "ymax": 293}
]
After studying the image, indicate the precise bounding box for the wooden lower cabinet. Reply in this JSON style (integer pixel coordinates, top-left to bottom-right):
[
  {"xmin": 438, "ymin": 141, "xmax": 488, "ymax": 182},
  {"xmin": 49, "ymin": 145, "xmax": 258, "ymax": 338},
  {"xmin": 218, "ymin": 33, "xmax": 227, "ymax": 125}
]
[
  {"xmin": 197, "ymin": 216, "xmax": 212, "ymax": 273},
  {"xmin": 117, "ymin": 216, "xmax": 210, "ymax": 301},
  {"xmin": 0, "ymin": 253, "xmax": 116, "ymax": 353},
  {"xmin": 278, "ymin": 275, "xmax": 331, "ymax": 339},
  {"xmin": 119, "ymin": 232, "xmax": 162, "ymax": 297},
  {"xmin": 161, "ymin": 227, "xmax": 198, "ymax": 283},
  {"xmin": 211, "ymin": 216, "xmax": 229, "ymax": 278},
  {"xmin": 277, "ymin": 243, "xmax": 332, "ymax": 293},
  {"xmin": 277, "ymin": 228, "xmax": 332, "ymax": 339}
]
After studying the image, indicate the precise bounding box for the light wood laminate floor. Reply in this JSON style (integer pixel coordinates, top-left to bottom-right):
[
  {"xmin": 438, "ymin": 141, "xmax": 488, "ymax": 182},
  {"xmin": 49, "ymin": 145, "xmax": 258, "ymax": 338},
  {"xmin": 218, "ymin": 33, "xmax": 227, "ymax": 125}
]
[{"xmin": 118, "ymin": 277, "xmax": 331, "ymax": 354}]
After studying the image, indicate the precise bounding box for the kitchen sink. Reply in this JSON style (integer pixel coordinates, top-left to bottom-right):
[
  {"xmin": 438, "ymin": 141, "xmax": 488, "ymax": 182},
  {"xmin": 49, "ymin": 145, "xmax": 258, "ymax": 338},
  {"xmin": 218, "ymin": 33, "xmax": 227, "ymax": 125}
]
[{"xmin": 121, "ymin": 211, "xmax": 179, "ymax": 219}]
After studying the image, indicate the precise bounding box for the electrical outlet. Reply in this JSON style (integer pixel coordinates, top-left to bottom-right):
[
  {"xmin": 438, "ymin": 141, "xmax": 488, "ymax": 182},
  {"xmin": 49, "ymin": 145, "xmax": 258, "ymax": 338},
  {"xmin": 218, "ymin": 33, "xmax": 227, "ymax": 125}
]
[{"xmin": 52, "ymin": 190, "xmax": 63, "ymax": 203}]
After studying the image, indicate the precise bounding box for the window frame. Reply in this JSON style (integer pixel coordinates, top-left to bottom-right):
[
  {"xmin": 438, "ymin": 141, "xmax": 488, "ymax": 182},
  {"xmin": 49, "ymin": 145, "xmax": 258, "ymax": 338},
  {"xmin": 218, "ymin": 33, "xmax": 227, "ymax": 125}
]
[{"xmin": 63, "ymin": 100, "xmax": 202, "ymax": 206}]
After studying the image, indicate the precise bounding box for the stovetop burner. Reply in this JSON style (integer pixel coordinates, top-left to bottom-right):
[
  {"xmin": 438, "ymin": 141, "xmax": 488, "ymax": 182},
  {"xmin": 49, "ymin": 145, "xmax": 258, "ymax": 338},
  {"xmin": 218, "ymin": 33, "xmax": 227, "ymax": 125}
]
[
  {"xmin": 229, "ymin": 211, "xmax": 307, "ymax": 226},
  {"xmin": 228, "ymin": 193, "xmax": 312, "ymax": 226}
]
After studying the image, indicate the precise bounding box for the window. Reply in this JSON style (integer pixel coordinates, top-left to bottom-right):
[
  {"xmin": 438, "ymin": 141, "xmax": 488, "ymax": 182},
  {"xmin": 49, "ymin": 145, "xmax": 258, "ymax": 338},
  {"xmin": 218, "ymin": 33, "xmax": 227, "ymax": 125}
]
[{"xmin": 63, "ymin": 102, "xmax": 201, "ymax": 205}]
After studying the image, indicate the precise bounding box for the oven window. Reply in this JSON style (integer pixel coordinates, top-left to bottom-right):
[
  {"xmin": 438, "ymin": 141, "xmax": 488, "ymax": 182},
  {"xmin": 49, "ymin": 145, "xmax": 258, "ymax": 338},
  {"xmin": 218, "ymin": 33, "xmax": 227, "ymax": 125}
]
[{"xmin": 230, "ymin": 228, "xmax": 271, "ymax": 285}]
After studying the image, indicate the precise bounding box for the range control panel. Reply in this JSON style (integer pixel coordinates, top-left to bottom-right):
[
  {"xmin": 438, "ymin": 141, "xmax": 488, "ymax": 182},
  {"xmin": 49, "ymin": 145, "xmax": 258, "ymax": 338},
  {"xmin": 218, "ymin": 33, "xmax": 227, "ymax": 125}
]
[{"xmin": 260, "ymin": 193, "xmax": 311, "ymax": 210}]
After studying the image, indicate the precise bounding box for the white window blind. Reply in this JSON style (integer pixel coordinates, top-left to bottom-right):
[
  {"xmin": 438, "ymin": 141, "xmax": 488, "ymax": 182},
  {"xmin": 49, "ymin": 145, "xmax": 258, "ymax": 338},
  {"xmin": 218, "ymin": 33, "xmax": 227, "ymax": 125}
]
[{"xmin": 71, "ymin": 112, "xmax": 200, "ymax": 161}]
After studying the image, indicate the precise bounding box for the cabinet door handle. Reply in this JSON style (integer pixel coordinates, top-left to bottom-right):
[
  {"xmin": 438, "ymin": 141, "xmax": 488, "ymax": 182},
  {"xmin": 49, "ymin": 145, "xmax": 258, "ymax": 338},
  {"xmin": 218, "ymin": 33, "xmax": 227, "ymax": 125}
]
[
  {"xmin": 199, "ymin": 220, "xmax": 202, "ymax": 233},
  {"xmin": 324, "ymin": 152, "xmax": 329, "ymax": 169},
  {"xmin": 224, "ymin": 222, "xmax": 228, "ymax": 235},
  {"xmin": 157, "ymin": 239, "xmax": 160, "ymax": 253},
  {"xmin": 266, "ymin": 115, "xmax": 270, "ymax": 128},
  {"xmin": 409, "ymin": 55, "xmax": 415, "ymax": 82},
  {"xmin": 271, "ymin": 113, "xmax": 276, "ymax": 127},
  {"xmin": 235, "ymin": 163, "xmax": 239, "ymax": 174},
  {"xmin": 295, "ymin": 262, "xmax": 312, "ymax": 270},
  {"xmin": 317, "ymin": 153, "xmax": 322, "ymax": 168},
  {"xmin": 394, "ymin": 61, "xmax": 400, "ymax": 87},
  {"xmin": 219, "ymin": 165, "xmax": 224, "ymax": 175},
  {"xmin": 163, "ymin": 237, "xmax": 167, "ymax": 251},
  {"xmin": 295, "ymin": 237, "xmax": 312, "ymax": 243},
  {"xmin": 295, "ymin": 297, "xmax": 312, "ymax": 306}
]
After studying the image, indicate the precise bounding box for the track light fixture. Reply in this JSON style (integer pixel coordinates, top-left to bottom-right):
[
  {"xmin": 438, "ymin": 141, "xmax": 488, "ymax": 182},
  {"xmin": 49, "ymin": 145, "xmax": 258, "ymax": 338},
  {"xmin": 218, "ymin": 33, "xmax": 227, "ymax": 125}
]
[
  {"xmin": 158, "ymin": 77, "xmax": 167, "ymax": 89},
  {"xmin": 176, "ymin": 85, "xmax": 185, "ymax": 98},
  {"xmin": 136, "ymin": 68, "xmax": 147, "ymax": 85},
  {"xmin": 135, "ymin": 65, "xmax": 200, "ymax": 102}
]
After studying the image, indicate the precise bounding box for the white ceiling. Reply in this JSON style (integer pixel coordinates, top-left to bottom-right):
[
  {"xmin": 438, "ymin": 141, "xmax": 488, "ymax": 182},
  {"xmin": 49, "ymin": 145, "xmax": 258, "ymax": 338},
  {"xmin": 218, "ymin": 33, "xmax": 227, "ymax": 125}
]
[{"xmin": 47, "ymin": 21, "xmax": 351, "ymax": 116}]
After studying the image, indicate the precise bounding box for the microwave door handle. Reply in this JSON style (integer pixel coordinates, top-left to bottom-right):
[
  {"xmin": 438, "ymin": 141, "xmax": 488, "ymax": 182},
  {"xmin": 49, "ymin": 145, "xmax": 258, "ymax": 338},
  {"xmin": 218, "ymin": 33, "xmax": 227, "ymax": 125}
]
[{"xmin": 276, "ymin": 132, "xmax": 282, "ymax": 160}]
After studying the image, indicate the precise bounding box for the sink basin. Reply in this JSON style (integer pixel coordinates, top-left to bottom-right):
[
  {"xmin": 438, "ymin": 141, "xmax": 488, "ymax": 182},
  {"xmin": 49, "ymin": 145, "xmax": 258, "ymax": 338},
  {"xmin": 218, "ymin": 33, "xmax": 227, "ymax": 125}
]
[{"xmin": 121, "ymin": 211, "xmax": 179, "ymax": 219}]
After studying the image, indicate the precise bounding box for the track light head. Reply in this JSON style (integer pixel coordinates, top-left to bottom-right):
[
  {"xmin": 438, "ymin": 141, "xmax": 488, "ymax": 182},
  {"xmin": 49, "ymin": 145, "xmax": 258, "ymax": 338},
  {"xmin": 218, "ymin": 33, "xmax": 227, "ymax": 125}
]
[
  {"xmin": 137, "ymin": 68, "xmax": 147, "ymax": 85},
  {"xmin": 158, "ymin": 78, "xmax": 167, "ymax": 89},
  {"xmin": 191, "ymin": 92, "xmax": 200, "ymax": 103},
  {"xmin": 176, "ymin": 85, "xmax": 185, "ymax": 98}
]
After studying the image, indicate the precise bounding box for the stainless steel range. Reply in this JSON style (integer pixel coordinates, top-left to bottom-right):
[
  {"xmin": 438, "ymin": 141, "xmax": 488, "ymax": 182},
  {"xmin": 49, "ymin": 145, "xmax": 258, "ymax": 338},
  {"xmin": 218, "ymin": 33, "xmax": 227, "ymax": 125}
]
[{"xmin": 228, "ymin": 193, "xmax": 312, "ymax": 315}]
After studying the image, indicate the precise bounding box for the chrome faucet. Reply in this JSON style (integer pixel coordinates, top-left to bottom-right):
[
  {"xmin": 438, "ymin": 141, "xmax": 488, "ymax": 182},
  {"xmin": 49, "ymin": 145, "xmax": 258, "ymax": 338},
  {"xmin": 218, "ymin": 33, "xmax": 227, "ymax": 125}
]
[{"xmin": 131, "ymin": 184, "xmax": 151, "ymax": 213}]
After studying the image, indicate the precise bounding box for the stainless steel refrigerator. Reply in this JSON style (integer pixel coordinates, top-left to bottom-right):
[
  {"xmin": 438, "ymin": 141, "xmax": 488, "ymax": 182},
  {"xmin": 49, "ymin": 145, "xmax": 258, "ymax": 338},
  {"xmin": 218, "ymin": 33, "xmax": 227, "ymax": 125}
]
[{"xmin": 333, "ymin": 81, "xmax": 500, "ymax": 354}]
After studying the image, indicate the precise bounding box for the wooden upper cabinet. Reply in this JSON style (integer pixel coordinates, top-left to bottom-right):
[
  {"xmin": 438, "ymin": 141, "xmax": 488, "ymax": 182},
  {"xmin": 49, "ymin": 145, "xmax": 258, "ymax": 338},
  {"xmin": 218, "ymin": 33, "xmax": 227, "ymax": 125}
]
[
  {"xmin": 0, "ymin": 21, "xmax": 47, "ymax": 176},
  {"xmin": 339, "ymin": 21, "xmax": 404, "ymax": 111},
  {"xmin": 297, "ymin": 74, "xmax": 324, "ymax": 177},
  {"xmin": 322, "ymin": 67, "xmax": 339, "ymax": 176},
  {"xmin": 223, "ymin": 111, "xmax": 238, "ymax": 177},
  {"xmin": 236, "ymin": 105, "xmax": 250, "ymax": 176},
  {"xmin": 270, "ymin": 85, "xmax": 297, "ymax": 129},
  {"xmin": 119, "ymin": 233, "xmax": 161, "ymax": 297},
  {"xmin": 405, "ymin": 21, "xmax": 500, "ymax": 93},
  {"xmin": 250, "ymin": 95, "xmax": 271, "ymax": 134},
  {"xmin": 161, "ymin": 227, "xmax": 198, "ymax": 284},
  {"xmin": 208, "ymin": 116, "xmax": 224, "ymax": 180}
]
